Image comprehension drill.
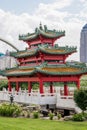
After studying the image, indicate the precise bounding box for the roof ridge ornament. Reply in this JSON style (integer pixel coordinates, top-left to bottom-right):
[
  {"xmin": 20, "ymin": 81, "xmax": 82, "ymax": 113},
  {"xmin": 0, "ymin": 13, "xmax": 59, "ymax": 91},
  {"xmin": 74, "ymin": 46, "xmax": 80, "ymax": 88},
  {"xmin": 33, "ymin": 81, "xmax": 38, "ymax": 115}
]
[
  {"xmin": 44, "ymin": 25, "xmax": 47, "ymax": 32},
  {"xmin": 40, "ymin": 61, "xmax": 48, "ymax": 67},
  {"xmin": 39, "ymin": 22, "xmax": 43, "ymax": 30}
]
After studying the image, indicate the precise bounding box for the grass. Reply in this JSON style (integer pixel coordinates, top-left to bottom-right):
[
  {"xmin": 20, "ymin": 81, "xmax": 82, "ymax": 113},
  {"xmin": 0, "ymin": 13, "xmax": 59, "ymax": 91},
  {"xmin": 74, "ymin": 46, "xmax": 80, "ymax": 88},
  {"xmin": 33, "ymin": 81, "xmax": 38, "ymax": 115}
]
[{"xmin": 0, "ymin": 117, "xmax": 87, "ymax": 130}]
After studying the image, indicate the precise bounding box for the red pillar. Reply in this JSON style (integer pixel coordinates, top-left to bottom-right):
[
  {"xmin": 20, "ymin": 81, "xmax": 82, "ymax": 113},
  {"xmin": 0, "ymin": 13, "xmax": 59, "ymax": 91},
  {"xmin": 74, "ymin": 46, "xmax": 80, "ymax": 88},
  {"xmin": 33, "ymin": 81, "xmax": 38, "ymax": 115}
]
[
  {"xmin": 28, "ymin": 82, "xmax": 32, "ymax": 93},
  {"xmin": 50, "ymin": 82, "xmax": 54, "ymax": 93},
  {"xmin": 64, "ymin": 82, "xmax": 68, "ymax": 96},
  {"xmin": 8, "ymin": 81, "xmax": 12, "ymax": 92},
  {"xmin": 39, "ymin": 80, "xmax": 44, "ymax": 94},
  {"xmin": 77, "ymin": 80, "xmax": 80, "ymax": 90},
  {"xmin": 16, "ymin": 82, "xmax": 19, "ymax": 92}
]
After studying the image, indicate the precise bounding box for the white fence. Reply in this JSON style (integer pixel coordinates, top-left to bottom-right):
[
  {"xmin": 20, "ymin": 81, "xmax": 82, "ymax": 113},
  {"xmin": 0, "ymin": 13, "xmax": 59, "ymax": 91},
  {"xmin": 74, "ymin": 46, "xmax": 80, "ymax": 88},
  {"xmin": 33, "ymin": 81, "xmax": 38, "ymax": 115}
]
[
  {"xmin": 0, "ymin": 91, "xmax": 56, "ymax": 105},
  {"xmin": 0, "ymin": 88, "xmax": 81, "ymax": 113}
]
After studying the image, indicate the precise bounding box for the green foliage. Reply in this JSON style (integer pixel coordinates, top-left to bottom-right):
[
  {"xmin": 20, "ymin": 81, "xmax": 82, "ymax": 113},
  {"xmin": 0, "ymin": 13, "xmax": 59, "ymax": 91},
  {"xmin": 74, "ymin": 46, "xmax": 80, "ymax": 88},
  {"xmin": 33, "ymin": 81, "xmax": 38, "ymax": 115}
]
[
  {"xmin": 20, "ymin": 110, "xmax": 30, "ymax": 118},
  {"xmin": 57, "ymin": 112, "xmax": 61, "ymax": 120},
  {"xmin": 80, "ymin": 75, "xmax": 87, "ymax": 87},
  {"xmin": 20, "ymin": 82, "xmax": 28, "ymax": 90},
  {"xmin": 11, "ymin": 82, "xmax": 16, "ymax": 88},
  {"xmin": 33, "ymin": 111, "xmax": 39, "ymax": 119},
  {"xmin": 80, "ymin": 80, "xmax": 87, "ymax": 87},
  {"xmin": 32, "ymin": 82, "xmax": 39, "ymax": 90},
  {"xmin": 72, "ymin": 113, "xmax": 85, "ymax": 121},
  {"xmin": 74, "ymin": 88, "xmax": 87, "ymax": 112},
  {"xmin": 0, "ymin": 103, "xmax": 22, "ymax": 117},
  {"xmin": 0, "ymin": 117, "xmax": 87, "ymax": 130},
  {"xmin": 49, "ymin": 112, "xmax": 54, "ymax": 120},
  {"xmin": 44, "ymin": 82, "xmax": 76, "ymax": 87},
  {"xmin": 0, "ymin": 80, "xmax": 8, "ymax": 90}
]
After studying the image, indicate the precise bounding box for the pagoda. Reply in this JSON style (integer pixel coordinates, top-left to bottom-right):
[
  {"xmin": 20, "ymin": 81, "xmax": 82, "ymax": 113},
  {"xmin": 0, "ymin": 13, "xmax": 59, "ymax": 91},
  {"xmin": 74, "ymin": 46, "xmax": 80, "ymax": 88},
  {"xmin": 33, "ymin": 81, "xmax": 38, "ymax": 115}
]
[{"xmin": 2, "ymin": 24, "xmax": 87, "ymax": 96}]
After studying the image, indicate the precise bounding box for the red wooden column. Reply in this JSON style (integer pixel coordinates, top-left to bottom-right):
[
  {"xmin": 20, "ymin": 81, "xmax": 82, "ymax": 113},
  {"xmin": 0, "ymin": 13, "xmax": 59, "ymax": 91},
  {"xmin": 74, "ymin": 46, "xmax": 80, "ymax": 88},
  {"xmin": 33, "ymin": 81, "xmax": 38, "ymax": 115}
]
[
  {"xmin": 77, "ymin": 80, "xmax": 80, "ymax": 90},
  {"xmin": 28, "ymin": 82, "xmax": 32, "ymax": 93},
  {"xmin": 8, "ymin": 81, "xmax": 12, "ymax": 92},
  {"xmin": 50, "ymin": 82, "xmax": 54, "ymax": 93},
  {"xmin": 16, "ymin": 82, "xmax": 19, "ymax": 92},
  {"xmin": 39, "ymin": 80, "xmax": 44, "ymax": 94},
  {"xmin": 64, "ymin": 82, "xmax": 68, "ymax": 96}
]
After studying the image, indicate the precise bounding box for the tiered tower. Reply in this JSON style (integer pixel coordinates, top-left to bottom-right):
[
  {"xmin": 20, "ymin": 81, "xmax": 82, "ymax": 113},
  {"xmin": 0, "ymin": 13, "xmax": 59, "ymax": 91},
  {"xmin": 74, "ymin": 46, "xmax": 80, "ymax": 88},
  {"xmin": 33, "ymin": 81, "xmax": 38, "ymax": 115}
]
[{"xmin": 2, "ymin": 24, "xmax": 87, "ymax": 95}]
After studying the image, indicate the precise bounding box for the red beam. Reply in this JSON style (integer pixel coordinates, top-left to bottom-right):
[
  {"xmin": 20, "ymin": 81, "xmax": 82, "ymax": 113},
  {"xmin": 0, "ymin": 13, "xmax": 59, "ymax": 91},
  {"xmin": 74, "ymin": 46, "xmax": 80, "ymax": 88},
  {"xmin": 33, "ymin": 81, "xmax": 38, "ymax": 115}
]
[
  {"xmin": 9, "ymin": 77, "xmax": 39, "ymax": 82},
  {"xmin": 42, "ymin": 76, "xmax": 79, "ymax": 82},
  {"xmin": 8, "ymin": 76, "xmax": 79, "ymax": 82}
]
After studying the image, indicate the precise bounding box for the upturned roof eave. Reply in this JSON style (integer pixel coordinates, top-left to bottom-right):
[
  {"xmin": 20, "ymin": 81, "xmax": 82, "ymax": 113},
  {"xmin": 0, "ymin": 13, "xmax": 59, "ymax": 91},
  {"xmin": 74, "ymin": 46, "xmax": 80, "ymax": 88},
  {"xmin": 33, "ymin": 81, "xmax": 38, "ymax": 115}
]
[
  {"xmin": 19, "ymin": 26, "xmax": 65, "ymax": 41},
  {"xmin": 38, "ymin": 45, "xmax": 77, "ymax": 55},
  {"xmin": 1, "ymin": 66, "xmax": 36, "ymax": 77},
  {"xmin": 36, "ymin": 68, "xmax": 87, "ymax": 76},
  {"xmin": 2, "ymin": 65, "xmax": 87, "ymax": 77},
  {"xmin": 10, "ymin": 49, "xmax": 38, "ymax": 58}
]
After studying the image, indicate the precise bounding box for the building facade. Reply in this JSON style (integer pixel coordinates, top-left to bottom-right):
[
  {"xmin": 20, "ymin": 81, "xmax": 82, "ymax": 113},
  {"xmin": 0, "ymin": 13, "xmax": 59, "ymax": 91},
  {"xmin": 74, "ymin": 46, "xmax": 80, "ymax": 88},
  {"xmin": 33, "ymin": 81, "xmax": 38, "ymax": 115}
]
[{"xmin": 80, "ymin": 24, "xmax": 87, "ymax": 63}]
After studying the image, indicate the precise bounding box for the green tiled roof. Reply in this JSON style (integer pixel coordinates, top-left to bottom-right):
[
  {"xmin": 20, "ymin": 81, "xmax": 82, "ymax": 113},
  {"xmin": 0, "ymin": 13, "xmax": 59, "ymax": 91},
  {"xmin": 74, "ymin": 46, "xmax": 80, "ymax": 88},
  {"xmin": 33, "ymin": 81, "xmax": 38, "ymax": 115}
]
[
  {"xmin": 36, "ymin": 62, "xmax": 87, "ymax": 75},
  {"xmin": 19, "ymin": 24, "xmax": 65, "ymax": 41},
  {"xmin": 1, "ymin": 62, "xmax": 87, "ymax": 76},
  {"xmin": 10, "ymin": 45, "xmax": 77, "ymax": 58},
  {"xmin": 2, "ymin": 66, "xmax": 36, "ymax": 76},
  {"xmin": 10, "ymin": 48, "xmax": 38, "ymax": 58},
  {"xmin": 39, "ymin": 45, "xmax": 77, "ymax": 55}
]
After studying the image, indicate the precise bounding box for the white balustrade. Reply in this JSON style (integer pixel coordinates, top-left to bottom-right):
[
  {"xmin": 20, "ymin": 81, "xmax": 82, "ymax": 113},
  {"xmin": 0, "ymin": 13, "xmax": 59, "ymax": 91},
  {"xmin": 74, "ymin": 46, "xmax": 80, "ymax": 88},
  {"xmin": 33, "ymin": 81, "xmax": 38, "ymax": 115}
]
[
  {"xmin": 0, "ymin": 90, "xmax": 56, "ymax": 105},
  {"xmin": 0, "ymin": 87, "xmax": 81, "ymax": 113}
]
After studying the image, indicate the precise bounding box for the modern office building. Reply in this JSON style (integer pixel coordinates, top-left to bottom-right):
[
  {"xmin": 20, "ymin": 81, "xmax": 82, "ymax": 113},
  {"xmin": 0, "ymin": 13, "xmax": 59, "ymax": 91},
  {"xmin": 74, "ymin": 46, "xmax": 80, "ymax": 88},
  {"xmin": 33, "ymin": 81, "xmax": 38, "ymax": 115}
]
[
  {"xmin": 80, "ymin": 24, "xmax": 87, "ymax": 63},
  {"xmin": 0, "ymin": 50, "xmax": 17, "ymax": 70}
]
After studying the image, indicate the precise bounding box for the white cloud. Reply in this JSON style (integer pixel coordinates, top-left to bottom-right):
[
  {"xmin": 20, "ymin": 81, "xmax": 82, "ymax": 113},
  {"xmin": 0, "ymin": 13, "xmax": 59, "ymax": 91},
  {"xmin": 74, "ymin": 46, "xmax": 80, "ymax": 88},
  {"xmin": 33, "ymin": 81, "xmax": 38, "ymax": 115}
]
[
  {"xmin": 38, "ymin": 0, "xmax": 72, "ymax": 10},
  {"xmin": 80, "ymin": 0, "xmax": 86, "ymax": 3}
]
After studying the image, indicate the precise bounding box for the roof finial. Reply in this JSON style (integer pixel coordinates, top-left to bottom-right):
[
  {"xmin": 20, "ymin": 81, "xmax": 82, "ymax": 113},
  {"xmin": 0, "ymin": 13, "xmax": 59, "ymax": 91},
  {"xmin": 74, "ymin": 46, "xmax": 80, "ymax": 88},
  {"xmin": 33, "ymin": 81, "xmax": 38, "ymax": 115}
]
[
  {"xmin": 44, "ymin": 25, "xmax": 47, "ymax": 32},
  {"xmin": 39, "ymin": 22, "xmax": 43, "ymax": 30}
]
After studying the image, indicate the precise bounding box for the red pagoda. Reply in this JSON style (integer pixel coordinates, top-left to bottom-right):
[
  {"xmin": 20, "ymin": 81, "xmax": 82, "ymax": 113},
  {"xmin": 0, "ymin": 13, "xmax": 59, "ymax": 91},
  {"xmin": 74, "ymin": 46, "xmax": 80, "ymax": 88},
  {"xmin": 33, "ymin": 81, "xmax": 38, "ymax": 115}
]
[{"xmin": 2, "ymin": 24, "xmax": 87, "ymax": 96}]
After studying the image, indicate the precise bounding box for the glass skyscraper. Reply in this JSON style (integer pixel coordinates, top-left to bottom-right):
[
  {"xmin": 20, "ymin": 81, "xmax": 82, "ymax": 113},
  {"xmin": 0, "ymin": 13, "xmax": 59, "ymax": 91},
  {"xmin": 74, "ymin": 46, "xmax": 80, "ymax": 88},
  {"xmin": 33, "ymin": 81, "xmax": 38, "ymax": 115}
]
[{"xmin": 80, "ymin": 24, "xmax": 87, "ymax": 63}]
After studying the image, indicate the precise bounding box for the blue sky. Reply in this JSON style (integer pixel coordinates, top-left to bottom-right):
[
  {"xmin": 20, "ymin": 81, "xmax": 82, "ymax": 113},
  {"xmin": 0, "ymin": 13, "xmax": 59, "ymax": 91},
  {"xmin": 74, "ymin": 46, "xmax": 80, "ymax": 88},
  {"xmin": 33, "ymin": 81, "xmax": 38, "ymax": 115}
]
[
  {"xmin": 0, "ymin": 0, "xmax": 85, "ymax": 14},
  {"xmin": 0, "ymin": 0, "xmax": 54, "ymax": 14},
  {"xmin": 0, "ymin": 0, "xmax": 87, "ymax": 61}
]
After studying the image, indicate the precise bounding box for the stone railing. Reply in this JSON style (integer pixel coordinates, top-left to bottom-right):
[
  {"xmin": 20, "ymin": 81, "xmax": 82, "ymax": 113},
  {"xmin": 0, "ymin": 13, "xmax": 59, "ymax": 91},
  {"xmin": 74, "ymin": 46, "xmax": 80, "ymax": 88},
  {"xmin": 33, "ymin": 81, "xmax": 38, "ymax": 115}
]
[{"xmin": 0, "ymin": 90, "xmax": 56, "ymax": 105}]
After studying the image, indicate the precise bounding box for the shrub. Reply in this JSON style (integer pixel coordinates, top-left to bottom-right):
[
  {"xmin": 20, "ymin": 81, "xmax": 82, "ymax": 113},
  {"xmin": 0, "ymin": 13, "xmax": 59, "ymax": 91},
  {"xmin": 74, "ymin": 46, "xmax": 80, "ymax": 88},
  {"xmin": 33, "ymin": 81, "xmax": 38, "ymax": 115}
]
[
  {"xmin": 33, "ymin": 111, "xmax": 39, "ymax": 119},
  {"xmin": 83, "ymin": 112, "xmax": 87, "ymax": 119},
  {"xmin": 20, "ymin": 110, "xmax": 30, "ymax": 118},
  {"xmin": 49, "ymin": 112, "xmax": 54, "ymax": 120},
  {"xmin": 0, "ymin": 80, "xmax": 8, "ymax": 90},
  {"xmin": 57, "ymin": 112, "xmax": 61, "ymax": 120},
  {"xmin": 74, "ymin": 89, "xmax": 87, "ymax": 113},
  {"xmin": 0, "ymin": 103, "xmax": 22, "ymax": 117},
  {"xmin": 72, "ymin": 113, "xmax": 85, "ymax": 121}
]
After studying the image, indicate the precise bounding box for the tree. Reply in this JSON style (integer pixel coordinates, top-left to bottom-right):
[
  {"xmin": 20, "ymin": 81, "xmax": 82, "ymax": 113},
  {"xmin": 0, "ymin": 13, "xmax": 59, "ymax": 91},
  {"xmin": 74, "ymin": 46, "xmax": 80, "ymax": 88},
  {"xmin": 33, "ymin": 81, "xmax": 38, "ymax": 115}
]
[
  {"xmin": 74, "ymin": 88, "xmax": 87, "ymax": 113},
  {"xmin": 0, "ymin": 80, "xmax": 8, "ymax": 90}
]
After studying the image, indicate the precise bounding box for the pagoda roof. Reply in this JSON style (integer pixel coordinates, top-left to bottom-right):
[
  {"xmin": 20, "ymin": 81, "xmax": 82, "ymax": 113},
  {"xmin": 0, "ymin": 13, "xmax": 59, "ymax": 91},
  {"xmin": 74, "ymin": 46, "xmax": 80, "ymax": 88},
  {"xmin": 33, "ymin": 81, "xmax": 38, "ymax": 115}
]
[
  {"xmin": 19, "ymin": 24, "xmax": 65, "ymax": 41},
  {"xmin": 36, "ymin": 62, "xmax": 87, "ymax": 75},
  {"xmin": 1, "ymin": 66, "xmax": 35, "ymax": 76},
  {"xmin": 10, "ymin": 48, "xmax": 38, "ymax": 58},
  {"xmin": 1, "ymin": 62, "xmax": 87, "ymax": 76},
  {"xmin": 39, "ymin": 44, "xmax": 77, "ymax": 55},
  {"xmin": 10, "ymin": 45, "xmax": 77, "ymax": 58}
]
